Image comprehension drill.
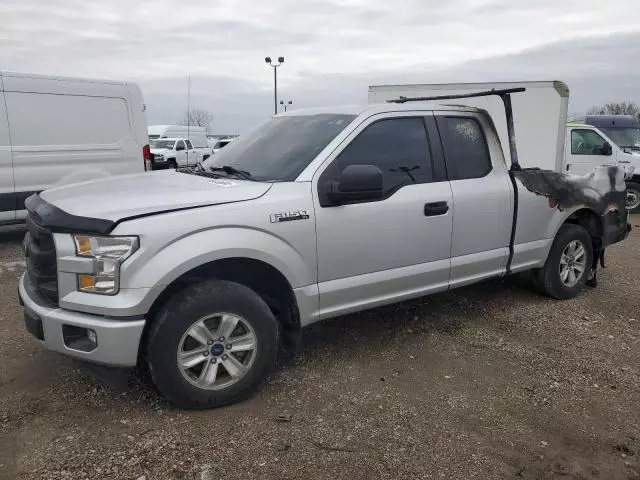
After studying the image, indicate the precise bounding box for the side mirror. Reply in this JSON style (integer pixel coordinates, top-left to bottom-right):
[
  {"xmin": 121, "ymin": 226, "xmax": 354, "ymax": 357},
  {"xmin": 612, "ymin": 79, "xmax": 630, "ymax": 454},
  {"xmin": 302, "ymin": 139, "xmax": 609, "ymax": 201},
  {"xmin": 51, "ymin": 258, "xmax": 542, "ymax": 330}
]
[
  {"xmin": 326, "ymin": 164, "xmax": 384, "ymax": 205},
  {"xmin": 601, "ymin": 142, "xmax": 613, "ymax": 156}
]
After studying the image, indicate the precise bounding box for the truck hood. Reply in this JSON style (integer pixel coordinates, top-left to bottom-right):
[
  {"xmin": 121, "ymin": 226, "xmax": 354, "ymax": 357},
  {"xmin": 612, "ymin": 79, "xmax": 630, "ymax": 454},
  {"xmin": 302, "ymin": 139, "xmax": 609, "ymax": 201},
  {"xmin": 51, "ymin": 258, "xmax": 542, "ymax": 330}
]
[{"xmin": 39, "ymin": 170, "xmax": 271, "ymax": 223}]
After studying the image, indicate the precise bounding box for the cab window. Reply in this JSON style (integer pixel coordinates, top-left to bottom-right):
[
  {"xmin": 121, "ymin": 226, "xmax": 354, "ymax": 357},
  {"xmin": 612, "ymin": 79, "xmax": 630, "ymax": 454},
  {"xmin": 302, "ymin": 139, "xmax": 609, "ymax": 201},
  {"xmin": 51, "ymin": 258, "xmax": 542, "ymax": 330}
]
[{"xmin": 571, "ymin": 129, "xmax": 607, "ymax": 155}]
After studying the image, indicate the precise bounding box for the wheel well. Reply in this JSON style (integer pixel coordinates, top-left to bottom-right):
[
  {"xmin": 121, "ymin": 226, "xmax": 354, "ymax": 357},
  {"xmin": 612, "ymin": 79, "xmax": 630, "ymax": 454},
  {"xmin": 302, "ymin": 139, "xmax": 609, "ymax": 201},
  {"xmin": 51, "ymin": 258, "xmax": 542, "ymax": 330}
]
[
  {"xmin": 564, "ymin": 208, "xmax": 602, "ymax": 240},
  {"xmin": 145, "ymin": 258, "xmax": 301, "ymax": 355},
  {"xmin": 630, "ymin": 175, "xmax": 640, "ymax": 185}
]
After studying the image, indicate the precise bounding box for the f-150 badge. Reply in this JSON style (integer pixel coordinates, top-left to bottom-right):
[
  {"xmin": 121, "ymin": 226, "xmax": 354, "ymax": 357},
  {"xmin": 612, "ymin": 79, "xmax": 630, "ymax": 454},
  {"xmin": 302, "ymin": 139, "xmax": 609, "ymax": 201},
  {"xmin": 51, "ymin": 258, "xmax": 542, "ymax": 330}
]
[{"xmin": 270, "ymin": 211, "xmax": 310, "ymax": 223}]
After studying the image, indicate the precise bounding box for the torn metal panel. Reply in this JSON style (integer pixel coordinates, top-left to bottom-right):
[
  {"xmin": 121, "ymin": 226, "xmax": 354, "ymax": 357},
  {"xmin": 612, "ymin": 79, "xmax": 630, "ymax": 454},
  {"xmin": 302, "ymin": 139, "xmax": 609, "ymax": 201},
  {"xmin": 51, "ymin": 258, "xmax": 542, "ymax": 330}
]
[{"xmin": 512, "ymin": 165, "xmax": 631, "ymax": 246}]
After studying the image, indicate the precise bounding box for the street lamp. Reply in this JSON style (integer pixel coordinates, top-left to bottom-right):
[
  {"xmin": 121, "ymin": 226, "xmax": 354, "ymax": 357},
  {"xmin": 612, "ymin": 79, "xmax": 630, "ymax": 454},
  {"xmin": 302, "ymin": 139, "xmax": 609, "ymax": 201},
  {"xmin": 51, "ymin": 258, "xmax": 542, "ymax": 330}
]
[
  {"xmin": 279, "ymin": 99, "xmax": 293, "ymax": 112},
  {"xmin": 265, "ymin": 56, "xmax": 284, "ymax": 115}
]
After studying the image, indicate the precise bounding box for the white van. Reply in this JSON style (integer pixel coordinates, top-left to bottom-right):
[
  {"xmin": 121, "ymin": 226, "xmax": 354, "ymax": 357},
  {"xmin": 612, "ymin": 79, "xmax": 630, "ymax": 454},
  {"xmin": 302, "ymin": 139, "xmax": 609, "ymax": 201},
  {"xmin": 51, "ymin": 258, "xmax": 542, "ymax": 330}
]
[
  {"xmin": 148, "ymin": 125, "xmax": 207, "ymax": 147},
  {"xmin": 0, "ymin": 71, "xmax": 149, "ymax": 225}
]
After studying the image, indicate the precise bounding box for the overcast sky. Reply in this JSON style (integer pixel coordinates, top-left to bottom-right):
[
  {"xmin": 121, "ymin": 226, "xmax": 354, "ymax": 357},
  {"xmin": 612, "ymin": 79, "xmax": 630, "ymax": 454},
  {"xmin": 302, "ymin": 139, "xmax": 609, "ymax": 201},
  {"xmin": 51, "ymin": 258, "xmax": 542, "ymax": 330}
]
[{"xmin": 1, "ymin": 0, "xmax": 638, "ymax": 133}]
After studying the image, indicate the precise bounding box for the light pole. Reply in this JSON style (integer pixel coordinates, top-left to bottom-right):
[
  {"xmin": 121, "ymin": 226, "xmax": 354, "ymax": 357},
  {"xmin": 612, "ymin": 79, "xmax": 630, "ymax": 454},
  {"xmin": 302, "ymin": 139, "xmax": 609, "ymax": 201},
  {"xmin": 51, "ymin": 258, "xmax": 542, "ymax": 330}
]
[
  {"xmin": 265, "ymin": 56, "xmax": 284, "ymax": 115},
  {"xmin": 279, "ymin": 100, "xmax": 293, "ymax": 112}
]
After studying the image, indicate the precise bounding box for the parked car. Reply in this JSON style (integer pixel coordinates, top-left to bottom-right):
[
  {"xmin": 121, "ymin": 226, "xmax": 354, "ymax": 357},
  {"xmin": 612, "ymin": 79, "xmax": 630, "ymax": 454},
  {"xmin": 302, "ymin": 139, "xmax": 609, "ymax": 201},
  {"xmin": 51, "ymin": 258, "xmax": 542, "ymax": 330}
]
[
  {"xmin": 19, "ymin": 88, "xmax": 630, "ymax": 409},
  {"xmin": 149, "ymin": 138, "xmax": 210, "ymax": 169},
  {"xmin": 0, "ymin": 71, "xmax": 149, "ymax": 226},
  {"xmin": 368, "ymin": 82, "xmax": 640, "ymax": 212},
  {"xmin": 209, "ymin": 137, "xmax": 236, "ymax": 154}
]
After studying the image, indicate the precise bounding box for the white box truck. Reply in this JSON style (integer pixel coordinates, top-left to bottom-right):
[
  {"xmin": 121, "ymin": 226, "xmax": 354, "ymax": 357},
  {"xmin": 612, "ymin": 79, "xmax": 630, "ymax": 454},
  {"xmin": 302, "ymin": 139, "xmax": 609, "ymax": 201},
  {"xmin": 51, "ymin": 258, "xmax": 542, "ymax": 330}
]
[{"xmin": 368, "ymin": 81, "xmax": 638, "ymax": 211}]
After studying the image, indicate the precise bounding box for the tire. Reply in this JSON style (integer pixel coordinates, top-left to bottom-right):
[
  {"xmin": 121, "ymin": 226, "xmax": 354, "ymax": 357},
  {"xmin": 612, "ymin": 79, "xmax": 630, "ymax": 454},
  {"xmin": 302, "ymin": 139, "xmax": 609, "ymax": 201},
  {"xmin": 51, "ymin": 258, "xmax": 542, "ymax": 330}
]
[
  {"xmin": 146, "ymin": 280, "xmax": 280, "ymax": 409},
  {"xmin": 532, "ymin": 224, "xmax": 593, "ymax": 300},
  {"xmin": 167, "ymin": 159, "xmax": 177, "ymax": 169},
  {"xmin": 626, "ymin": 181, "xmax": 640, "ymax": 214}
]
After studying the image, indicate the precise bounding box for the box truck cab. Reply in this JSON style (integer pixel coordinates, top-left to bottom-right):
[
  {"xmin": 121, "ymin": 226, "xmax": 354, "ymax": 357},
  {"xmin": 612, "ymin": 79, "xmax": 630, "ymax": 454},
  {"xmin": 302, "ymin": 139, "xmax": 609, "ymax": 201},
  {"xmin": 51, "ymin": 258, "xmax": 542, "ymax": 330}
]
[
  {"xmin": 566, "ymin": 116, "xmax": 640, "ymax": 212},
  {"xmin": 0, "ymin": 71, "xmax": 150, "ymax": 226}
]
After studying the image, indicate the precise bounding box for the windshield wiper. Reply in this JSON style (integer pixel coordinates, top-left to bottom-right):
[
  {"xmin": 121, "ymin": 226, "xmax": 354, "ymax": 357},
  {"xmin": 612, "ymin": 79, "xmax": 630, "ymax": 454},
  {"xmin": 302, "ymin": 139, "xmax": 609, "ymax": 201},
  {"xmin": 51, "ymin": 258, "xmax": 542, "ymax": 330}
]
[{"xmin": 208, "ymin": 165, "xmax": 254, "ymax": 181}]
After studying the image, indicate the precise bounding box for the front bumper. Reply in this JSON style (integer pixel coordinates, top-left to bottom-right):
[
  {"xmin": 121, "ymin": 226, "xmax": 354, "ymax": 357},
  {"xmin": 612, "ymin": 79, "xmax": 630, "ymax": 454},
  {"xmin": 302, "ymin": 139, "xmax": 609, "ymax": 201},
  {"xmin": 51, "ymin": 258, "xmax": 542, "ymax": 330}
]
[{"xmin": 18, "ymin": 273, "xmax": 145, "ymax": 367}]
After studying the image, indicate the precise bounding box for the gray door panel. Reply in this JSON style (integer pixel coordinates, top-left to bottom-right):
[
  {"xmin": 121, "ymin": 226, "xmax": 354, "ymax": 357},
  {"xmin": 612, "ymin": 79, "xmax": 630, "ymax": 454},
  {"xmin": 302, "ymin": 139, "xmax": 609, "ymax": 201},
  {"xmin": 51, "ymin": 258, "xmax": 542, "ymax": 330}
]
[
  {"xmin": 435, "ymin": 111, "xmax": 513, "ymax": 287},
  {"xmin": 313, "ymin": 112, "xmax": 453, "ymax": 319}
]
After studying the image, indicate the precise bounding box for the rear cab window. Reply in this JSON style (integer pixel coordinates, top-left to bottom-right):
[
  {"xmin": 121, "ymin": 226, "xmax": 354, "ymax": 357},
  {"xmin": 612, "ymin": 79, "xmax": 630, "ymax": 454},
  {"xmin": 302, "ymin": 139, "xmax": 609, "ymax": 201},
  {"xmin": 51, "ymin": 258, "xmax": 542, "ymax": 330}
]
[{"xmin": 437, "ymin": 116, "xmax": 492, "ymax": 180}]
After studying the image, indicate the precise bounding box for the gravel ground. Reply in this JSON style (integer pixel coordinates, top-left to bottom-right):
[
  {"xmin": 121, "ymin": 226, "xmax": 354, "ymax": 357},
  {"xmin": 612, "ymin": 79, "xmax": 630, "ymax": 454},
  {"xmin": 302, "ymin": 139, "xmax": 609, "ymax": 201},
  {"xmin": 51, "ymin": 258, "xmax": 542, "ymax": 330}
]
[{"xmin": 0, "ymin": 218, "xmax": 639, "ymax": 480}]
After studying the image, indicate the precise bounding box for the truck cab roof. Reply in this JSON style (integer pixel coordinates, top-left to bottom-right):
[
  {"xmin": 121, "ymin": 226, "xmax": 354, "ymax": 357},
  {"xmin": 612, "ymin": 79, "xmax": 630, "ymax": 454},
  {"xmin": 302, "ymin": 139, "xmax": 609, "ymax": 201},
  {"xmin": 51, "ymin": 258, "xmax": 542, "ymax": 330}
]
[{"xmin": 278, "ymin": 103, "xmax": 483, "ymax": 118}]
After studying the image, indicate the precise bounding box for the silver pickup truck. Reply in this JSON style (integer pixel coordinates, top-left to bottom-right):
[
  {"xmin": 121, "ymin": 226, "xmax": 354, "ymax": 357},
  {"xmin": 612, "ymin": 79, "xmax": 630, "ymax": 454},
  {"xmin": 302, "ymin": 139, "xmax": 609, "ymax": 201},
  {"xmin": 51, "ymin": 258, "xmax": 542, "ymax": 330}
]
[{"xmin": 18, "ymin": 89, "xmax": 631, "ymax": 408}]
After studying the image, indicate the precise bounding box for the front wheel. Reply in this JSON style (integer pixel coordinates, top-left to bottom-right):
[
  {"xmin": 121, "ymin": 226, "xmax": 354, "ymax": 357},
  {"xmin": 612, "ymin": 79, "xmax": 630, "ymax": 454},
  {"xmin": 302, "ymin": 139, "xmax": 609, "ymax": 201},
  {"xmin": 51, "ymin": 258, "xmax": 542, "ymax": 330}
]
[
  {"xmin": 532, "ymin": 224, "xmax": 593, "ymax": 300},
  {"xmin": 146, "ymin": 280, "xmax": 280, "ymax": 409},
  {"xmin": 626, "ymin": 181, "xmax": 640, "ymax": 213}
]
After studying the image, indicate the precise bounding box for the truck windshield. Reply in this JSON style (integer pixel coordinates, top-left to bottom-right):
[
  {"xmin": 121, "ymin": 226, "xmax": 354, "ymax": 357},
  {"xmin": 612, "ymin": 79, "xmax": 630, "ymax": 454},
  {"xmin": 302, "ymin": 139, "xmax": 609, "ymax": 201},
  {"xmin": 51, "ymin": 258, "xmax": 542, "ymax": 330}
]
[
  {"xmin": 599, "ymin": 127, "xmax": 640, "ymax": 149},
  {"xmin": 151, "ymin": 139, "xmax": 176, "ymax": 149},
  {"xmin": 202, "ymin": 114, "xmax": 356, "ymax": 181}
]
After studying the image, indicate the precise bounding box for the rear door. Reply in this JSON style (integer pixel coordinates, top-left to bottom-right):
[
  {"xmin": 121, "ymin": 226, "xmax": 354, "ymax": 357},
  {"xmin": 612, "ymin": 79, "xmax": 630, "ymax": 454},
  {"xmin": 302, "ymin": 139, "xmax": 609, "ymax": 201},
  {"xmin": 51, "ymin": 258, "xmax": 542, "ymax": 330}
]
[
  {"xmin": 565, "ymin": 128, "xmax": 612, "ymax": 175},
  {"xmin": 435, "ymin": 111, "xmax": 513, "ymax": 288},
  {"xmin": 0, "ymin": 77, "xmax": 15, "ymax": 223}
]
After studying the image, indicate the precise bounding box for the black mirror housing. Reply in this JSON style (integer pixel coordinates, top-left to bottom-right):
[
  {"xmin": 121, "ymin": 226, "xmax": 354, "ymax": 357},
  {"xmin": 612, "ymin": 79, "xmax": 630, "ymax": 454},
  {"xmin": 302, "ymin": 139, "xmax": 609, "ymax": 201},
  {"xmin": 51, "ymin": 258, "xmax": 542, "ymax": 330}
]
[
  {"xmin": 326, "ymin": 164, "xmax": 384, "ymax": 205},
  {"xmin": 601, "ymin": 142, "xmax": 613, "ymax": 156}
]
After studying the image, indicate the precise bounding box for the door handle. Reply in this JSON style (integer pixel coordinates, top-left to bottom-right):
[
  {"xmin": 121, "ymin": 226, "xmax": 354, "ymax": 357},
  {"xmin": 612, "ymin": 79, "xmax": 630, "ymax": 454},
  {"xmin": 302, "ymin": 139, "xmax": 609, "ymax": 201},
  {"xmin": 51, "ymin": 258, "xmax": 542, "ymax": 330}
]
[{"xmin": 424, "ymin": 201, "xmax": 449, "ymax": 216}]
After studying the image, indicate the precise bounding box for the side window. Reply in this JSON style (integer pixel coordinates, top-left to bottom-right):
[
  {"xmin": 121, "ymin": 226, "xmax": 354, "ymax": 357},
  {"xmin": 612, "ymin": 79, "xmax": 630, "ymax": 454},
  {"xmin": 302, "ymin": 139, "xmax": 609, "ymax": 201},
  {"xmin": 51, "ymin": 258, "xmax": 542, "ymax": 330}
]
[
  {"xmin": 185, "ymin": 140, "xmax": 193, "ymax": 149},
  {"xmin": 571, "ymin": 129, "xmax": 607, "ymax": 155},
  {"xmin": 439, "ymin": 117, "xmax": 492, "ymax": 180},
  {"xmin": 176, "ymin": 140, "xmax": 185, "ymax": 151},
  {"xmin": 335, "ymin": 117, "xmax": 434, "ymax": 194}
]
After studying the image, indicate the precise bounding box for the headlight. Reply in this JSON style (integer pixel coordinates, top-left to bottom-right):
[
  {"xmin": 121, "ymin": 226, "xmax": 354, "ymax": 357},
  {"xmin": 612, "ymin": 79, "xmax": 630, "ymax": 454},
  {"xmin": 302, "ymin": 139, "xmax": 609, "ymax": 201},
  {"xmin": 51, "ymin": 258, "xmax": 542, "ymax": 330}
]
[{"xmin": 73, "ymin": 235, "xmax": 139, "ymax": 295}]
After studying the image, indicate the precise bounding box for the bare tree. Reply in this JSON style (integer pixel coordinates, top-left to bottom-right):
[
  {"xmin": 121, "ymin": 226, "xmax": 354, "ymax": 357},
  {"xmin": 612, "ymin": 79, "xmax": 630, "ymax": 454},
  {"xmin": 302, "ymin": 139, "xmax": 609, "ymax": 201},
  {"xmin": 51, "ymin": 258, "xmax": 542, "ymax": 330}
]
[
  {"xmin": 587, "ymin": 101, "xmax": 640, "ymax": 121},
  {"xmin": 179, "ymin": 108, "xmax": 213, "ymax": 130}
]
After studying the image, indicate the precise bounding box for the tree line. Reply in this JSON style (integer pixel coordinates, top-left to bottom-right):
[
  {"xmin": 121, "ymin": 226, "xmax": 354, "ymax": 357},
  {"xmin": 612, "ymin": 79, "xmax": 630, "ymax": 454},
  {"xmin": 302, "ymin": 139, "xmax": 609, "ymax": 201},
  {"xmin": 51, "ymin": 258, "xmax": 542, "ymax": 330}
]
[{"xmin": 587, "ymin": 101, "xmax": 640, "ymax": 121}]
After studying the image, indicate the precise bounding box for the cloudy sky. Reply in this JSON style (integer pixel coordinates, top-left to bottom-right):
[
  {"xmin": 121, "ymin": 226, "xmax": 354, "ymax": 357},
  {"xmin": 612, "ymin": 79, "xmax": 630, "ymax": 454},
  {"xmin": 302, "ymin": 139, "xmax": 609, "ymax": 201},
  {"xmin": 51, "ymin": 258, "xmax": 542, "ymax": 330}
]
[{"xmin": 1, "ymin": 0, "xmax": 638, "ymax": 133}]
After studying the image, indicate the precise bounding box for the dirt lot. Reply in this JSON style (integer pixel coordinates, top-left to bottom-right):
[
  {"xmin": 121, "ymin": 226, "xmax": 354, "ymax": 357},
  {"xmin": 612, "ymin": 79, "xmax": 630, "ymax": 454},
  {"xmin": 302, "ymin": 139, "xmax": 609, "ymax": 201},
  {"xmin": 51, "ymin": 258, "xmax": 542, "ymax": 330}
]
[{"xmin": 0, "ymin": 219, "xmax": 639, "ymax": 480}]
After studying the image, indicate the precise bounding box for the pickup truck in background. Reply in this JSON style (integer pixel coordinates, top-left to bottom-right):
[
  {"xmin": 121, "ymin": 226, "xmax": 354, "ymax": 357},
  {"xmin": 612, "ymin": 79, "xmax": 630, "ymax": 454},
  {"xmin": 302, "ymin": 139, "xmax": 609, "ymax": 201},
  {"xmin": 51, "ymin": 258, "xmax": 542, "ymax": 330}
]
[
  {"xmin": 19, "ymin": 87, "xmax": 631, "ymax": 409},
  {"xmin": 369, "ymin": 82, "xmax": 640, "ymax": 212},
  {"xmin": 149, "ymin": 137, "xmax": 212, "ymax": 170}
]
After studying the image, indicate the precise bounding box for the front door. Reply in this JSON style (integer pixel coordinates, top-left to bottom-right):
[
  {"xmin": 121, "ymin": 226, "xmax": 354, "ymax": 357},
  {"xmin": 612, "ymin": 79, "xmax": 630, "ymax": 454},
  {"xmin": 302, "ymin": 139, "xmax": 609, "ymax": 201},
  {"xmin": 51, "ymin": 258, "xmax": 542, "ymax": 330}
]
[
  {"xmin": 313, "ymin": 113, "xmax": 453, "ymax": 320},
  {"xmin": 185, "ymin": 139, "xmax": 195, "ymax": 166},
  {"xmin": 566, "ymin": 128, "xmax": 612, "ymax": 176},
  {"xmin": 175, "ymin": 140, "xmax": 188, "ymax": 166}
]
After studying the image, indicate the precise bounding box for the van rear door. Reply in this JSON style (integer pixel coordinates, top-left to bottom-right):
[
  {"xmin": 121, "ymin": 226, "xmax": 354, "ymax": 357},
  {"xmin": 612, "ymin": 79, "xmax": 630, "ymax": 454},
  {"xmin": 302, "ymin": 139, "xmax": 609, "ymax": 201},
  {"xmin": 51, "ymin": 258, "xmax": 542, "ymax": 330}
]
[{"xmin": 0, "ymin": 76, "xmax": 15, "ymax": 224}]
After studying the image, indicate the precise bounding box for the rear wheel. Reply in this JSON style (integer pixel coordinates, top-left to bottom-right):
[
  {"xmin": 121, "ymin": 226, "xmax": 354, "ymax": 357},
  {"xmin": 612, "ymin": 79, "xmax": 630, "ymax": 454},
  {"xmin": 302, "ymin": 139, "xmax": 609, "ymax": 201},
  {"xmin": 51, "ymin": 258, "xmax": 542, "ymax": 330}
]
[
  {"xmin": 146, "ymin": 280, "xmax": 280, "ymax": 409},
  {"xmin": 626, "ymin": 181, "xmax": 640, "ymax": 213},
  {"xmin": 532, "ymin": 224, "xmax": 593, "ymax": 299}
]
